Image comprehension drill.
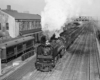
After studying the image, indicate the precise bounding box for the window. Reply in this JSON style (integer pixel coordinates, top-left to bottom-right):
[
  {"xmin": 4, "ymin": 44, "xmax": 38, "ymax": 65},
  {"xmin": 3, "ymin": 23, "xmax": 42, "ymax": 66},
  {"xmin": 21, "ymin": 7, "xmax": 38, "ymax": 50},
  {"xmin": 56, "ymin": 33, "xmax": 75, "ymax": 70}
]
[
  {"xmin": 34, "ymin": 21, "xmax": 37, "ymax": 27},
  {"xmin": 6, "ymin": 23, "xmax": 9, "ymax": 30},
  {"xmin": 22, "ymin": 21, "xmax": 25, "ymax": 31},
  {"xmin": 35, "ymin": 21, "xmax": 37, "ymax": 27},
  {"xmin": 27, "ymin": 22, "xmax": 30, "ymax": 30},
  {"xmin": 29, "ymin": 22, "xmax": 32, "ymax": 29},
  {"xmin": 36, "ymin": 21, "xmax": 39, "ymax": 28},
  {"xmin": 19, "ymin": 22, "xmax": 22, "ymax": 31},
  {"xmin": 32, "ymin": 21, "xmax": 35, "ymax": 29}
]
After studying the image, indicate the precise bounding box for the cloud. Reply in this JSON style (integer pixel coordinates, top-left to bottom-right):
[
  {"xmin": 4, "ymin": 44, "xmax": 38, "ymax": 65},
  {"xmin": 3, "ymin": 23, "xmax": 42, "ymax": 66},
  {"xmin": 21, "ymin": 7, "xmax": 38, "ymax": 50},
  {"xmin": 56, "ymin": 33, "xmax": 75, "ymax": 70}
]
[{"xmin": 41, "ymin": 0, "xmax": 100, "ymax": 38}]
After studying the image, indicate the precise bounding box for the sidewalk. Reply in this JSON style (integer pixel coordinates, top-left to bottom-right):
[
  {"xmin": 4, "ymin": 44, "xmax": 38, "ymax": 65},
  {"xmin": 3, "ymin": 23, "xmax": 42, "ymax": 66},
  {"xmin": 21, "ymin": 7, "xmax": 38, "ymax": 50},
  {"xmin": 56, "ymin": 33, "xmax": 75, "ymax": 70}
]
[
  {"xmin": 0, "ymin": 43, "xmax": 39, "ymax": 80},
  {"xmin": 1, "ymin": 57, "xmax": 22, "ymax": 76},
  {"xmin": 1, "ymin": 43, "xmax": 39, "ymax": 74},
  {"xmin": 0, "ymin": 54, "xmax": 36, "ymax": 80}
]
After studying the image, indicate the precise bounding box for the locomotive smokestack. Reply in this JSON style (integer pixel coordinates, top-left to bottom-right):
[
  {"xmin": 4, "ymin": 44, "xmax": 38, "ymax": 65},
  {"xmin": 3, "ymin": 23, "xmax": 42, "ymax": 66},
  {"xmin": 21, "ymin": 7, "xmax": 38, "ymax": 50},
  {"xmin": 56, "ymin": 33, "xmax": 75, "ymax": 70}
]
[{"xmin": 7, "ymin": 5, "xmax": 11, "ymax": 10}]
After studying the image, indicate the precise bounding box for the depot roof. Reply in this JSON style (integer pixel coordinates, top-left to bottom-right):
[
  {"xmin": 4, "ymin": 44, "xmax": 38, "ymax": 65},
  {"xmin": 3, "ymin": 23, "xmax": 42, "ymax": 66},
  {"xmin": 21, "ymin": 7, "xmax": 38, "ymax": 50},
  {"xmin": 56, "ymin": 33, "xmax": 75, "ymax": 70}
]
[{"xmin": 2, "ymin": 10, "xmax": 41, "ymax": 20}]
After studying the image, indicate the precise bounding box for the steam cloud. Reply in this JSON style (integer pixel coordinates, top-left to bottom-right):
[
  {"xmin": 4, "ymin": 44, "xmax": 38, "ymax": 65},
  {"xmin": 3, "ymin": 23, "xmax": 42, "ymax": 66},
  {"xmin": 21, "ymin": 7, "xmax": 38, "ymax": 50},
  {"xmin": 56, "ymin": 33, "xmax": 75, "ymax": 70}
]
[{"xmin": 41, "ymin": 0, "xmax": 100, "ymax": 38}]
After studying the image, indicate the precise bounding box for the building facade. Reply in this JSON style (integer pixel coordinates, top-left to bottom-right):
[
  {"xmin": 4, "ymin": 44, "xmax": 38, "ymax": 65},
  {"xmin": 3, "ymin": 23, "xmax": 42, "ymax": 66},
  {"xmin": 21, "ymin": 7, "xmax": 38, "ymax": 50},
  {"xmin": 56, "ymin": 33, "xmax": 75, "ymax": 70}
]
[
  {"xmin": 0, "ymin": 9, "xmax": 17, "ymax": 38},
  {"xmin": 0, "ymin": 5, "xmax": 42, "ymax": 42}
]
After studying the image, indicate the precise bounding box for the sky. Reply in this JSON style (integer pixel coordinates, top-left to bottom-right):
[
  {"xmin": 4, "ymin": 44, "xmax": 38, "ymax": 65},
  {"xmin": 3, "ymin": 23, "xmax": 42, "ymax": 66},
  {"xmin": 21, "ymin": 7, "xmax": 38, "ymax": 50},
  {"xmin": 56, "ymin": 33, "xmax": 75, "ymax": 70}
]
[
  {"xmin": 0, "ymin": 0, "xmax": 100, "ymax": 19},
  {"xmin": 0, "ymin": 0, "xmax": 45, "ymax": 14}
]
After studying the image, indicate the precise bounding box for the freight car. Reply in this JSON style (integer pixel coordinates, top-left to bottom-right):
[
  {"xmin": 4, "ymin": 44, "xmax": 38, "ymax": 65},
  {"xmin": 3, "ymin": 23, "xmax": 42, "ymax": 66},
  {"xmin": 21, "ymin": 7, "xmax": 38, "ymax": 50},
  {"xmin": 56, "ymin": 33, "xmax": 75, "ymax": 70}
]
[
  {"xmin": 0, "ymin": 36, "xmax": 34, "ymax": 63},
  {"xmin": 35, "ymin": 27, "xmax": 82, "ymax": 72}
]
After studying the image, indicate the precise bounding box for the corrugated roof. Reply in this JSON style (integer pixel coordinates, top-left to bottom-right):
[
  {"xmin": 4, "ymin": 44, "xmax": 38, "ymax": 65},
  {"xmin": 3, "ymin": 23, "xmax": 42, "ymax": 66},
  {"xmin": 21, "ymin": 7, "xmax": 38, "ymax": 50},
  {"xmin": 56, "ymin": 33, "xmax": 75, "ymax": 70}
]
[{"xmin": 2, "ymin": 10, "xmax": 41, "ymax": 20}]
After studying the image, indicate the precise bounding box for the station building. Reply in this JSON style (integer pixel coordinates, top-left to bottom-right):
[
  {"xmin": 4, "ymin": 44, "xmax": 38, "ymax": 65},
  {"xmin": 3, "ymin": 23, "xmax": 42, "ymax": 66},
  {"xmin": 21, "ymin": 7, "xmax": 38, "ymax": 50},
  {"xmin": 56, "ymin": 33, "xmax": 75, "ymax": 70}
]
[
  {"xmin": 0, "ymin": 5, "xmax": 42, "ymax": 42},
  {"xmin": 0, "ymin": 8, "xmax": 15, "ymax": 38}
]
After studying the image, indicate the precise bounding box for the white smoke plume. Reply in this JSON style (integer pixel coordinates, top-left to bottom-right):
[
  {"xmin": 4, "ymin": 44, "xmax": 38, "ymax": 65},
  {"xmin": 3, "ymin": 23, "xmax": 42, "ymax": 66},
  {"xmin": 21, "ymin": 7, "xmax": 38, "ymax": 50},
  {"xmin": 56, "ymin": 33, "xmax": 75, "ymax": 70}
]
[{"xmin": 41, "ymin": 0, "xmax": 100, "ymax": 38}]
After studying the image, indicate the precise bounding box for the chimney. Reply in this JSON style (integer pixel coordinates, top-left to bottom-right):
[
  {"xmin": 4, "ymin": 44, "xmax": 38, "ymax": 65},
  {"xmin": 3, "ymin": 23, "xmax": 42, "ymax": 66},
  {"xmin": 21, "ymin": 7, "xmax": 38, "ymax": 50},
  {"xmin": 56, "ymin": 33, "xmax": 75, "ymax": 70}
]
[{"xmin": 7, "ymin": 5, "xmax": 11, "ymax": 10}]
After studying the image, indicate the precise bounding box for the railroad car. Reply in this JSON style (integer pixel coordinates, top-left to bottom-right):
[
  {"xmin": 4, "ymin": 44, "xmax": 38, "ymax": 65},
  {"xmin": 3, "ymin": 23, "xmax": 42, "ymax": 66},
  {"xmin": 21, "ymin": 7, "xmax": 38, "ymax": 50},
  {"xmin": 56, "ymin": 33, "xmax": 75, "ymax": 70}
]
[
  {"xmin": 1, "ymin": 36, "xmax": 34, "ymax": 63},
  {"xmin": 35, "ymin": 27, "xmax": 82, "ymax": 72}
]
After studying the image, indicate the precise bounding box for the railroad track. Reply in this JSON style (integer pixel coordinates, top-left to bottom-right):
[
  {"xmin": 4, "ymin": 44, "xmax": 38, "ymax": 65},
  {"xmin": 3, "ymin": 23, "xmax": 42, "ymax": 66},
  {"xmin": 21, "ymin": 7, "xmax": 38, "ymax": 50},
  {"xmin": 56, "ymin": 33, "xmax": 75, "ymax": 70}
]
[
  {"xmin": 60, "ymin": 26, "xmax": 100, "ymax": 80},
  {"xmin": 60, "ymin": 31, "xmax": 89, "ymax": 80},
  {"xmin": 20, "ymin": 25, "xmax": 100, "ymax": 80}
]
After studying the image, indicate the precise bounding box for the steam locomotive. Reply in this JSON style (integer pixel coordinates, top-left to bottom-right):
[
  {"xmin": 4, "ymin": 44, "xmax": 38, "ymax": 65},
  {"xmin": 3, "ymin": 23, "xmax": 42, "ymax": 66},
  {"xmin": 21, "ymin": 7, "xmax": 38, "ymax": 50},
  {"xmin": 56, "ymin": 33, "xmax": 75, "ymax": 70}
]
[{"xmin": 35, "ymin": 26, "xmax": 83, "ymax": 72}]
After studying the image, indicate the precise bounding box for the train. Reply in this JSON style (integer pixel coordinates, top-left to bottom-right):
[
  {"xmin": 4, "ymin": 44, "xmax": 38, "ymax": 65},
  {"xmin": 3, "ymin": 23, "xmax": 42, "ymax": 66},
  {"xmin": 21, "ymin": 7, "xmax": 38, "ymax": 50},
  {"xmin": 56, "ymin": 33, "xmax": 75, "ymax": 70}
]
[
  {"xmin": 35, "ymin": 26, "xmax": 83, "ymax": 72},
  {"xmin": 0, "ymin": 36, "xmax": 35, "ymax": 63}
]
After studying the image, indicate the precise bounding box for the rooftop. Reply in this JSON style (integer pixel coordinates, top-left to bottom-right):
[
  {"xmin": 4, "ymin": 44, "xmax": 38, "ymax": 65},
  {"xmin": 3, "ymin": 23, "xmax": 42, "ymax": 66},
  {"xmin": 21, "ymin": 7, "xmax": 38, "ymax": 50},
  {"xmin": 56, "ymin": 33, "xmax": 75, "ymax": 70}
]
[{"xmin": 2, "ymin": 5, "xmax": 41, "ymax": 20}]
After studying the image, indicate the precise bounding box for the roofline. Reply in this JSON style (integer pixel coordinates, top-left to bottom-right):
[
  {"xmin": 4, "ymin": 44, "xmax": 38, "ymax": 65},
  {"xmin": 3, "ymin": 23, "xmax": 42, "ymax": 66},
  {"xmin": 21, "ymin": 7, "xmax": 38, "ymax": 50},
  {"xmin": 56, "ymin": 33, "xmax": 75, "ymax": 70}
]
[
  {"xmin": 0, "ymin": 10, "xmax": 15, "ymax": 19},
  {"xmin": 2, "ymin": 10, "xmax": 41, "ymax": 20},
  {"xmin": 15, "ymin": 19, "xmax": 41, "ymax": 21}
]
